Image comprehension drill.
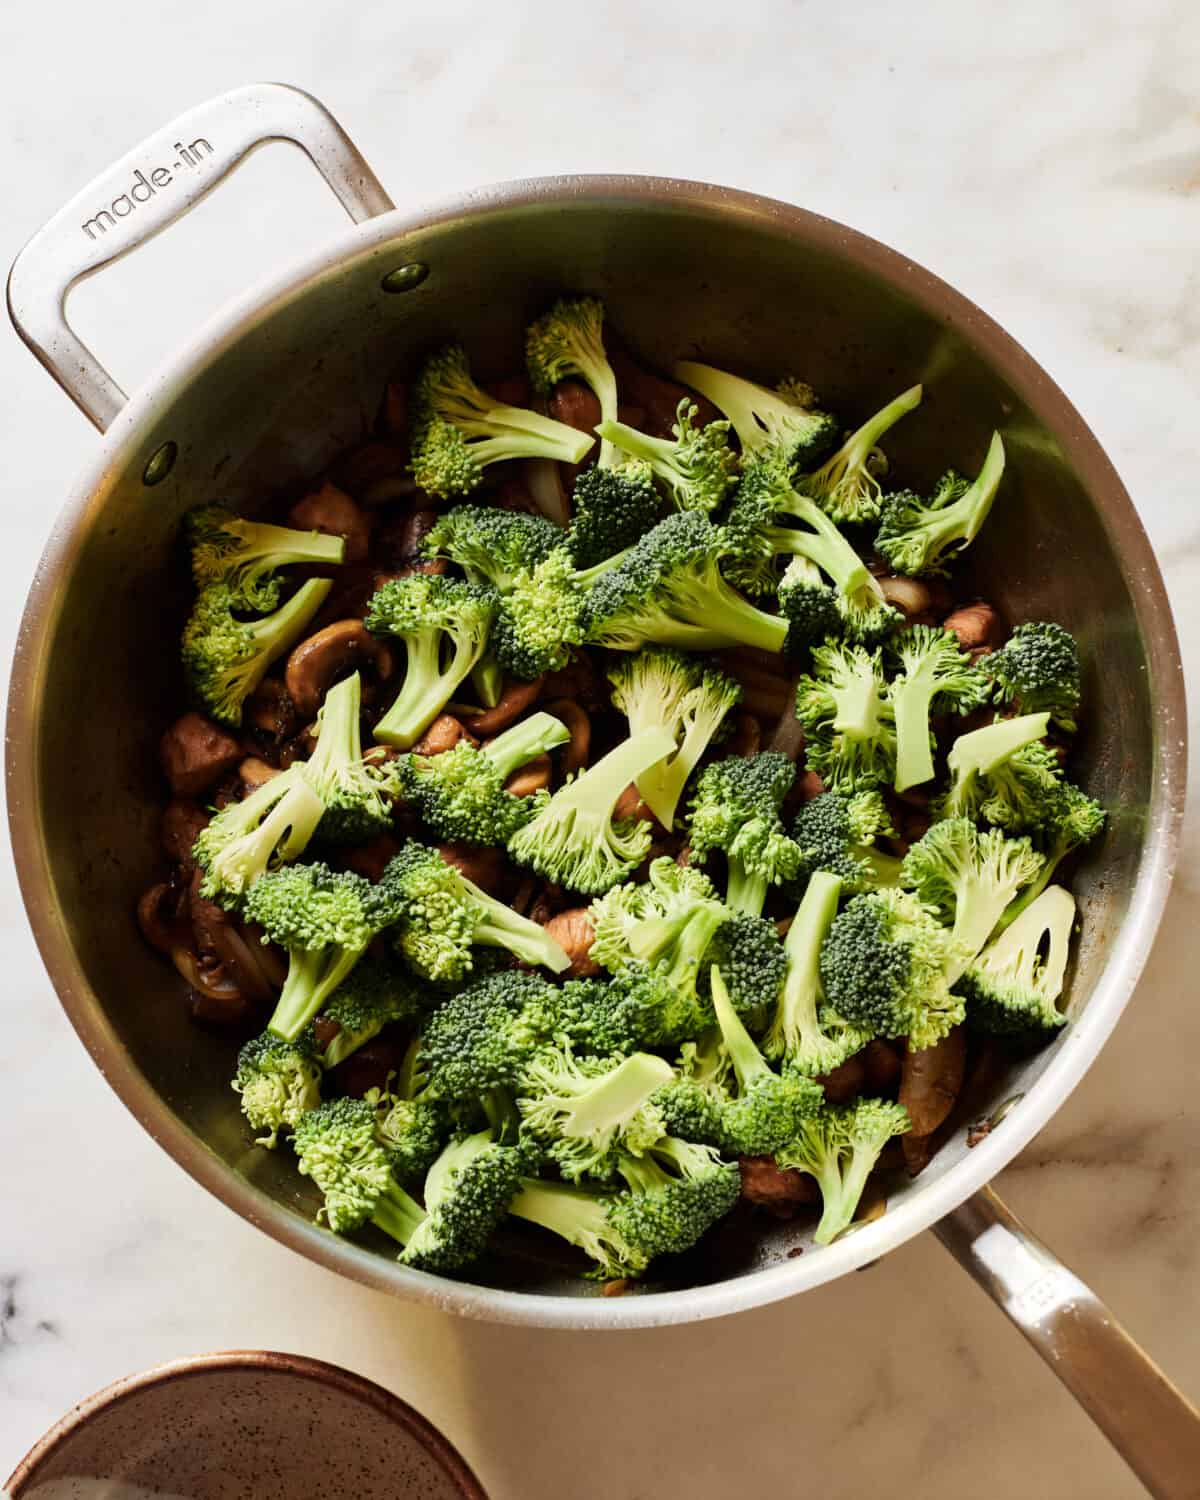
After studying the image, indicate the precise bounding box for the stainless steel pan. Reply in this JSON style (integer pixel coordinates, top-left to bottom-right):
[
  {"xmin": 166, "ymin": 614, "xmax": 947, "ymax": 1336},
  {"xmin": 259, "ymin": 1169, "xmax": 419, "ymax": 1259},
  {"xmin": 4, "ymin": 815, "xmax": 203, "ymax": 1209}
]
[{"xmin": 8, "ymin": 83, "xmax": 1197, "ymax": 1495}]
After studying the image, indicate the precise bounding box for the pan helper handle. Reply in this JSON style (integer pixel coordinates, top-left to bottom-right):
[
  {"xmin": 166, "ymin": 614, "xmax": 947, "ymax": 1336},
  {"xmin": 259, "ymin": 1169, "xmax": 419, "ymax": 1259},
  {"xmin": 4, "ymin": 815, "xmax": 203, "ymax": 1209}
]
[{"xmin": 6, "ymin": 82, "xmax": 394, "ymax": 431}]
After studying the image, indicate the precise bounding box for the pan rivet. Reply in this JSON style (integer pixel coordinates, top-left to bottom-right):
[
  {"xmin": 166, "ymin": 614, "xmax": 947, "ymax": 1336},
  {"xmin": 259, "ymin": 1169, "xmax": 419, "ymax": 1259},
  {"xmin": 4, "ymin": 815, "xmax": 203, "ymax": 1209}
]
[
  {"xmin": 381, "ymin": 262, "xmax": 429, "ymax": 294},
  {"xmin": 142, "ymin": 441, "xmax": 178, "ymax": 487}
]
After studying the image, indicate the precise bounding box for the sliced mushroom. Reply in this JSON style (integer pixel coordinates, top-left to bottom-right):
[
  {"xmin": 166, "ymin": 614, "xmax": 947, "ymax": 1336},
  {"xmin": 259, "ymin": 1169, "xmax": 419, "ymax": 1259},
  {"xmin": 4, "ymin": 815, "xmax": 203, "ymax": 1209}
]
[
  {"xmin": 284, "ymin": 620, "xmax": 394, "ymax": 719},
  {"xmin": 289, "ymin": 481, "xmax": 372, "ymax": 564},
  {"xmin": 738, "ymin": 1155, "xmax": 820, "ymax": 1217},
  {"xmin": 876, "ymin": 574, "xmax": 937, "ymax": 623},
  {"xmin": 438, "ymin": 842, "xmax": 506, "ymax": 895},
  {"xmin": 899, "ymin": 1025, "xmax": 967, "ymax": 1138},
  {"xmin": 413, "ymin": 715, "xmax": 476, "ymax": 756},
  {"xmin": 613, "ymin": 782, "xmax": 658, "ymax": 823},
  {"xmin": 542, "ymin": 699, "xmax": 590, "ymax": 773},
  {"xmin": 237, "ymin": 757, "xmax": 280, "ymax": 792},
  {"xmin": 137, "ymin": 880, "xmax": 191, "ymax": 956},
  {"xmin": 541, "ymin": 908, "xmax": 601, "ymax": 978},
  {"xmin": 505, "ymin": 754, "xmax": 551, "ymax": 797},
  {"xmin": 243, "ymin": 678, "xmax": 298, "ymax": 741},
  {"xmin": 943, "ymin": 601, "xmax": 1005, "ymax": 653},
  {"xmin": 861, "ymin": 1039, "xmax": 903, "ymax": 1097},
  {"xmin": 815, "ymin": 1053, "xmax": 867, "ymax": 1105},
  {"xmin": 465, "ymin": 677, "xmax": 545, "ymax": 737}
]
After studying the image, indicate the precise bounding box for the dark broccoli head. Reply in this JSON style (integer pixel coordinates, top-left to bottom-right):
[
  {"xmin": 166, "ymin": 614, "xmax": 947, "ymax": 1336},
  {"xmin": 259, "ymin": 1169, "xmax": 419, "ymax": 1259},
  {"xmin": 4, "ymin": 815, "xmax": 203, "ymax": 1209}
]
[
  {"xmin": 874, "ymin": 431, "xmax": 1005, "ymax": 576},
  {"xmin": 421, "ymin": 504, "xmax": 562, "ymax": 590},
  {"xmin": 568, "ymin": 462, "xmax": 662, "ymax": 569},
  {"xmin": 792, "ymin": 790, "xmax": 901, "ymax": 893},
  {"xmin": 529, "ymin": 975, "xmax": 665, "ymax": 1056},
  {"xmin": 418, "ymin": 970, "xmax": 553, "ymax": 1100},
  {"xmin": 608, "ymin": 1139, "xmax": 741, "ymax": 1263},
  {"xmin": 701, "ymin": 910, "xmax": 789, "ymax": 1025},
  {"xmin": 960, "ymin": 885, "xmax": 1076, "ymax": 1035},
  {"xmin": 292, "ymin": 1096, "xmax": 426, "ymax": 1242},
  {"xmin": 687, "ymin": 751, "xmax": 803, "ymax": 915},
  {"xmin": 400, "ymin": 1129, "xmax": 527, "ymax": 1273},
  {"xmin": 319, "ymin": 955, "xmax": 424, "ymax": 1069},
  {"xmin": 596, "ymin": 400, "xmax": 740, "ymax": 514},
  {"xmin": 985, "ymin": 620, "xmax": 1082, "ymax": 732}
]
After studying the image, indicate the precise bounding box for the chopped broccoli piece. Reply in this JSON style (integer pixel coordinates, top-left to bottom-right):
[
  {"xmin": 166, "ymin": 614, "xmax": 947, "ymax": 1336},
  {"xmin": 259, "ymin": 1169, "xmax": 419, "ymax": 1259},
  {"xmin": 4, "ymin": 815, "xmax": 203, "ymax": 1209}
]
[
  {"xmin": 401, "ymin": 1128, "xmax": 527, "ymax": 1273},
  {"xmin": 777, "ymin": 556, "xmax": 842, "ymax": 646},
  {"xmin": 994, "ymin": 781, "xmax": 1105, "ymax": 932},
  {"xmin": 392, "ymin": 710, "xmax": 568, "ymax": 845},
  {"xmin": 608, "ymin": 647, "xmax": 741, "ymax": 830},
  {"xmin": 233, "ymin": 1029, "xmax": 323, "ymax": 1147},
  {"xmin": 292, "ymin": 1096, "xmax": 427, "ymax": 1242},
  {"xmin": 819, "ymin": 887, "xmax": 964, "ymax": 1049},
  {"xmin": 937, "ymin": 712, "xmax": 1063, "ymax": 831},
  {"xmin": 650, "ymin": 1077, "xmax": 726, "ymax": 1146},
  {"xmin": 985, "ymin": 621, "xmax": 1082, "ymax": 732},
  {"xmin": 364, "ymin": 575, "xmax": 495, "ymax": 748},
  {"xmin": 527, "ymin": 975, "xmax": 663, "ymax": 1057},
  {"xmin": 671, "ymin": 361, "xmax": 839, "ymax": 469},
  {"xmin": 702, "ymin": 911, "xmax": 790, "ymax": 1028},
  {"xmin": 525, "ymin": 296, "xmax": 618, "ymax": 464},
  {"xmin": 889, "ymin": 626, "xmax": 990, "ymax": 793},
  {"xmin": 489, "ymin": 549, "xmax": 589, "ymax": 679},
  {"xmin": 419, "ymin": 969, "xmax": 554, "ymax": 1100},
  {"xmin": 408, "ymin": 344, "xmax": 592, "ymax": 498},
  {"xmin": 776, "ymin": 1099, "xmax": 911, "ymax": 1243},
  {"xmin": 193, "ymin": 765, "xmax": 325, "ymax": 904},
  {"xmin": 507, "ymin": 726, "xmax": 675, "ymax": 894},
  {"xmin": 875, "ymin": 432, "xmax": 1005, "ymax": 576},
  {"xmin": 960, "ymin": 886, "xmax": 1076, "ymax": 1034},
  {"xmin": 799, "ymin": 385, "xmax": 924, "ymax": 524},
  {"xmin": 186, "ymin": 503, "xmax": 345, "ymax": 610},
  {"xmin": 247, "ymin": 862, "xmax": 398, "ymax": 1043},
  {"xmin": 687, "ymin": 751, "xmax": 803, "ymax": 915},
  {"xmin": 304, "ymin": 672, "xmax": 394, "ymax": 843},
  {"xmin": 365, "ymin": 1036, "xmax": 447, "ymax": 1185},
  {"xmin": 319, "ymin": 955, "xmax": 424, "ymax": 1069},
  {"xmin": 421, "ymin": 504, "xmax": 562, "ymax": 589},
  {"xmin": 567, "ymin": 462, "xmax": 662, "ymax": 569},
  {"xmin": 795, "ymin": 641, "xmax": 896, "ymax": 795},
  {"xmin": 792, "ymin": 790, "xmax": 902, "ymax": 893},
  {"xmin": 581, "ymin": 511, "xmax": 790, "ymax": 655},
  {"xmin": 597, "ymin": 399, "xmax": 739, "ymax": 513},
  {"xmin": 182, "ymin": 578, "xmax": 332, "ymax": 727}
]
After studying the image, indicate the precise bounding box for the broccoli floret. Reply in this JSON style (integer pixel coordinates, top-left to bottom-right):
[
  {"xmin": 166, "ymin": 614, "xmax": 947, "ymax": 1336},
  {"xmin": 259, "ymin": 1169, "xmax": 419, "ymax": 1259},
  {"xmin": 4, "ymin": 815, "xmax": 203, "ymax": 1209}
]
[
  {"xmin": 418, "ymin": 969, "xmax": 554, "ymax": 1100},
  {"xmin": 776, "ymin": 557, "xmax": 842, "ymax": 647},
  {"xmin": 798, "ymin": 385, "xmax": 924, "ymax": 524},
  {"xmin": 507, "ymin": 725, "xmax": 675, "ymax": 894},
  {"xmin": 795, "ymin": 641, "xmax": 896, "ymax": 795},
  {"xmin": 581, "ymin": 511, "xmax": 791, "ymax": 655},
  {"xmin": 875, "ymin": 432, "xmax": 1005, "ymax": 576},
  {"xmin": 776, "ymin": 1099, "xmax": 911, "ymax": 1244},
  {"xmin": 421, "ymin": 504, "xmax": 562, "ymax": 590},
  {"xmin": 608, "ymin": 647, "xmax": 741, "ymax": 830},
  {"xmin": 182, "ymin": 578, "xmax": 332, "ymax": 727},
  {"xmin": 671, "ymin": 361, "xmax": 839, "ymax": 469},
  {"xmin": 507, "ymin": 1178, "xmax": 647, "ymax": 1279},
  {"xmin": 960, "ymin": 886, "xmax": 1077, "ymax": 1034},
  {"xmin": 393, "ymin": 710, "xmax": 569, "ymax": 845},
  {"xmin": 318, "ymin": 955, "xmax": 424, "ymax": 1069},
  {"xmin": 489, "ymin": 549, "xmax": 590, "ymax": 679},
  {"xmin": 292, "ymin": 1096, "xmax": 428, "ymax": 1242},
  {"xmin": 597, "ymin": 400, "xmax": 740, "ymax": 514},
  {"xmin": 709, "ymin": 969, "xmax": 823, "ymax": 1156},
  {"xmin": 762, "ymin": 872, "xmax": 871, "ymax": 1076},
  {"xmin": 687, "ymin": 751, "xmax": 803, "ymax": 915},
  {"xmin": 792, "ymin": 790, "xmax": 903, "ymax": 892},
  {"xmin": 702, "ymin": 911, "xmax": 790, "ymax": 1028},
  {"xmin": 889, "ymin": 626, "xmax": 990, "ymax": 793},
  {"xmin": 303, "ymin": 672, "xmax": 394, "ymax": 843},
  {"xmin": 364, "ymin": 575, "xmax": 495, "ymax": 748},
  {"xmin": 232, "ymin": 1029, "xmax": 323, "ymax": 1147},
  {"xmin": 994, "ymin": 781, "xmax": 1105, "ymax": 932},
  {"xmin": 985, "ymin": 620, "xmax": 1082, "ymax": 732},
  {"xmin": 901, "ymin": 819, "xmax": 1044, "ymax": 986},
  {"xmin": 408, "ymin": 344, "xmax": 592, "ymax": 499},
  {"xmin": 365, "ymin": 1036, "xmax": 447, "ymax": 1185},
  {"xmin": 382, "ymin": 840, "xmax": 570, "ymax": 981},
  {"xmin": 650, "ymin": 1078, "xmax": 726, "ymax": 1146},
  {"xmin": 517, "ymin": 1043, "xmax": 674, "ymax": 1181},
  {"xmin": 567, "ymin": 462, "xmax": 662, "ymax": 569},
  {"xmin": 819, "ymin": 888, "xmax": 964, "ymax": 1049},
  {"xmin": 247, "ymin": 862, "xmax": 398, "ymax": 1043},
  {"xmin": 937, "ymin": 713, "xmax": 1063, "ymax": 831},
  {"xmin": 193, "ymin": 766, "xmax": 325, "ymax": 904},
  {"xmin": 525, "ymin": 975, "xmax": 661, "ymax": 1056},
  {"xmin": 186, "ymin": 503, "xmax": 345, "ymax": 610},
  {"xmin": 401, "ymin": 1128, "xmax": 527, "ymax": 1273},
  {"xmin": 525, "ymin": 296, "xmax": 618, "ymax": 464}
]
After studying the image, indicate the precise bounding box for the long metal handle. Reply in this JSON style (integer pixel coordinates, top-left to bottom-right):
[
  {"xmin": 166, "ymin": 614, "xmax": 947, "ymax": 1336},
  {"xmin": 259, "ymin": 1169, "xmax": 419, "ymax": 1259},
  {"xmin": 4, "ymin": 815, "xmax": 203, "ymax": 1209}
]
[
  {"xmin": 6, "ymin": 82, "xmax": 394, "ymax": 431},
  {"xmin": 936, "ymin": 1187, "xmax": 1200, "ymax": 1498}
]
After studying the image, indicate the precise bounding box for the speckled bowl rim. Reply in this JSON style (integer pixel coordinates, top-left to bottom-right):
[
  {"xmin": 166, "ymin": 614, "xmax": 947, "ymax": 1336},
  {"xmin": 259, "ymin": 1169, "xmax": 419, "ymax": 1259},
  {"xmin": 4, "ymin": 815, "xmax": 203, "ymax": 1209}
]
[{"xmin": 4, "ymin": 1349, "xmax": 488, "ymax": 1498}]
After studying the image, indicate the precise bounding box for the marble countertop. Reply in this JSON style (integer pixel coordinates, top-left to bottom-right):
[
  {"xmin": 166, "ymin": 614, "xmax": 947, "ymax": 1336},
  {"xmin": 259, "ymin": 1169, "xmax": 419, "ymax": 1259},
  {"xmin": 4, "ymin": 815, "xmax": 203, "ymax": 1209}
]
[{"xmin": 2, "ymin": 3, "xmax": 1197, "ymax": 1495}]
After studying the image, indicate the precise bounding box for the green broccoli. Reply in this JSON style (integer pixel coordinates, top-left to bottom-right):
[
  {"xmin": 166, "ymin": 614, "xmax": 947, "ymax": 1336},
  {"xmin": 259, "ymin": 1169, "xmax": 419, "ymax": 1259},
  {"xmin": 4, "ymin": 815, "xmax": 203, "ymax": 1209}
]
[
  {"xmin": 596, "ymin": 399, "xmax": 740, "ymax": 513},
  {"xmin": 318, "ymin": 955, "xmax": 424, "ymax": 1069},
  {"xmin": 703, "ymin": 911, "xmax": 790, "ymax": 1028},
  {"xmin": 687, "ymin": 751, "xmax": 803, "ymax": 915},
  {"xmin": 608, "ymin": 647, "xmax": 741, "ymax": 830},
  {"xmin": 763, "ymin": 872, "xmax": 873, "ymax": 1076},
  {"xmin": 994, "ymin": 781, "xmax": 1105, "ymax": 932},
  {"xmin": 819, "ymin": 887, "xmax": 964, "ymax": 1049},
  {"xmin": 421, "ymin": 504, "xmax": 562, "ymax": 589},
  {"xmin": 709, "ymin": 969, "xmax": 824, "ymax": 1156},
  {"xmin": 193, "ymin": 766, "xmax": 325, "ymax": 904},
  {"xmin": 517, "ymin": 1043, "xmax": 674, "ymax": 1181},
  {"xmin": 650, "ymin": 1075, "xmax": 727, "ymax": 1147},
  {"xmin": 798, "ymin": 384, "xmax": 924, "ymax": 524},
  {"xmin": 525, "ymin": 975, "xmax": 664, "ymax": 1057},
  {"xmin": 567, "ymin": 462, "xmax": 662, "ymax": 569},
  {"xmin": 792, "ymin": 790, "xmax": 903, "ymax": 892},
  {"xmin": 186, "ymin": 503, "xmax": 345, "ymax": 610},
  {"xmin": 671, "ymin": 361, "xmax": 839, "ymax": 469},
  {"xmin": 364, "ymin": 575, "xmax": 495, "ymax": 748},
  {"xmin": 489, "ymin": 548, "xmax": 594, "ymax": 679},
  {"xmin": 937, "ymin": 712, "xmax": 1063, "ymax": 831},
  {"xmin": 580, "ymin": 511, "xmax": 791, "ymax": 655},
  {"xmin": 408, "ymin": 344, "xmax": 592, "ymax": 498},
  {"xmin": 418, "ymin": 969, "xmax": 555, "ymax": 1100},
  {"xmin": 889, "ymin": 625, "xmax": 990, "ymax": 793},
  {"xmin": 248, "ymin": 862, "xmax": 398, "ymax": 1042},
  {"xmin": 984, "ymin": 620, "xmax": 1082, "ymax": 732},
  {"xmin": 776, "ymin": 557, "xmax": 842, "ymax": 648},
  {"xmin": 368, "ymin": 1059, "xmax": 447, "ymax": 1187},
  {"xmin": 400, "ymin": 1128, "xmax": 527, "ymax": 1273},
  {"xmin": 182, "ymin": 578, "xmax": 332, "ymax": 727},
  {"xmin": 901, "ymin": 818, "xmax": 1044, "ymax": 984},
  {"xmin": 381, "ymin": 840, "xmax": 571, "ymax": 982},
  {"xmin": 776, "ymin": 1099, "xmax": 911, "ymax": 1243},
  {"xmin": 232, "ymin": 1029, "xmax": 323, "ymax": 1147},
  {"xmin": 960, "ymin": 885, "xmax": 1077, "ymax": 1034},
  {"xmin": 392, "ymin": 710, "xmax": 569, "ymax": 845},
  {"xmin": 794, "ymin": 641, "xmax": 896, "ymax": 795},
  {"xmin": 525, "ymin": 296, "xmax": 618, "ymax": 464},
  {"xmin": 292, "ymin": 1096, "xmax": 428, "ymax": 1242},
  {"xmin": 507, "ymin": 725, "xmax": 675, "ymax": 894},
  {"xmin": 303, "ymin": 672, "xmax": 394, "ymax": 843},
  {"xmin": 875, "ymin": 432, "xmax": 1005, "ymax": 575}
]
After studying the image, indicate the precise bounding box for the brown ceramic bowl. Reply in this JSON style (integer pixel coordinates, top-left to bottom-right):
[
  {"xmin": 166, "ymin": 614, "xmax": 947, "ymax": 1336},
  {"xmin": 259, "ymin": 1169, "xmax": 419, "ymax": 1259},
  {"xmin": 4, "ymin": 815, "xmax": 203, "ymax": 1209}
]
[{"xmin": 4, "ymin": 1351, "xmax": 487, "ymax": 1500}]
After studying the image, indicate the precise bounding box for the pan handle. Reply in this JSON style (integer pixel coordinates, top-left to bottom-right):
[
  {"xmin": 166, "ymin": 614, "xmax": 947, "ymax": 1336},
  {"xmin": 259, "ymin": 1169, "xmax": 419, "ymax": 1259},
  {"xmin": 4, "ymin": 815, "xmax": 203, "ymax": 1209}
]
[
  {"xmin": 6, "ymin": 82, "xmax": 394, "ymax": 432},
  {"xmin": 935, "ymin": 1187, "xmax": 1200, "ymax": 1498}
]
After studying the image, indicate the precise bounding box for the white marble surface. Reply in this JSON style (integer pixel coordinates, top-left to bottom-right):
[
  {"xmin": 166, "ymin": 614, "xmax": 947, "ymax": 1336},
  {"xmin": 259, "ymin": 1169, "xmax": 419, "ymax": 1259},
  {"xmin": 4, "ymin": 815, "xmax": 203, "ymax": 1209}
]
[{"xmin": 1, "ymin": 2, "xmax": 1197, "ymax": 1495}]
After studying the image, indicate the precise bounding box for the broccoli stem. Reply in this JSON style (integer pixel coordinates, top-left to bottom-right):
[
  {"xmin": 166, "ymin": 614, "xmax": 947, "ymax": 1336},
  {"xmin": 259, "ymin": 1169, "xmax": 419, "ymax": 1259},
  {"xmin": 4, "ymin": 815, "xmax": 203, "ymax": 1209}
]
[
  {"xmin": 993, "ymin": 842, "xmax": 1063, "ymax": 932},
  {"xmin": 815, "ymin": 386, "xmax": 923, "ymax": 482},
  {"xmin": 766, "ymin": 872, "xmax": 843, "ymax": 1060},
  {"xmin": 627, "ymin": 902, "xmax": 727, "ymax": 977},
  {"xmin": 816, "ymin": 1139, "xmax": 880, "ymax": 1245},
  {"xmin": 709, "ymin": 968, "xmax": 769, "ymax": 1088},
  {"xmin": 269, "ymin": 948, "xmax": 365, "ymax": 1042},
  {"xmin": 558, "ymin": 1052, "xmax": 675, "ymax": 1138},
  {"xmin": 244, "ymin": 578, "xmax": 334, "ymax": 663},
  {"xmin": 509, "ymin": 1177, "xmax": 625, "ymax": 1263},
  {"xmin": 769, "ymin": 503, "xmax": 872, "ymax": 596},
  {"xmin": 949, "ymin": 712, "xmax": 1051, "ymax": 779},
  {"xmin": 567, "ymin": 727, "xmax": 675, "ymax": 817},
  {"xmin": 481, "ymin": 711, "xmax": 571, "ymax": 783},
  {"xmin": 726, "ymin": 864, "xmax": 769, "ymax": 917},
  {"xmin": 892, "ymin": 662, "xmax": 941, "ymax": 793},
  {"xmin": 371, "ymin": 1180, "xmax": 428, "ymax": 1245},
  {"xmin": 467, "ymin": 877, "xmax": 572, "ymax": 973},
  {"xmin": 375, "ymin": 628, "xmax": 479, "ymax": 749},
  {"xmin": 306, "ymin": 671, "xmax": 363, "ymax": 782},
  {"xmin": 471, "ymin": 655, "xmax": 505, "ymax": 709}
]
